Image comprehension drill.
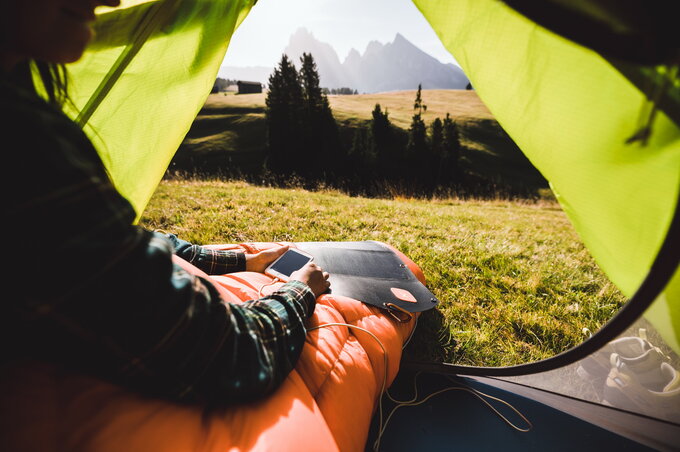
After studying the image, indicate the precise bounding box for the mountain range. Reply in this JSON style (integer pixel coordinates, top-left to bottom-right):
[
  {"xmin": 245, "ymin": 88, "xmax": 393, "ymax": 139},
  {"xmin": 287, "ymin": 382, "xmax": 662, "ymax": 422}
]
[{"xmin": 219, "ymin": 28, "xmax": 469, "ymax": 93}]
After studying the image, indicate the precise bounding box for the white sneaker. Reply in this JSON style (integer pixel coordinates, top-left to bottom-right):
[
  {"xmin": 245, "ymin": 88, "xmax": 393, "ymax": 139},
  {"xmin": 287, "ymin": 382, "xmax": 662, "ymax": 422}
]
[
  {"xmin": 603, "ymin": 353, "xmax": 680, "ymax": 423},
  {"xmin": 577, "ymin": 335, "xmax": 660, "ymax": 380}
]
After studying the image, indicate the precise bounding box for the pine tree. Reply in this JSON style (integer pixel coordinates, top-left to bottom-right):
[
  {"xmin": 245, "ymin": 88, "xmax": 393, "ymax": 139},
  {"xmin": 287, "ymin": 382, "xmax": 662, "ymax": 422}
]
[
  {"xmin": 299, "ymin": 52, "xmax": 340, "ymax": 176},
  {"xmin": 265, "ymin": 54, "xmax": 304, "ymax": 173},
  {"xmin": 349, "ymin": 126, "xmax": 373, "ymax": 175},
  {"xmin": 412, "ymin": 84, "xmax": 427, "ymax": 116},
  {"xmin": 430, "ymin": 117, "xmax": 444, "ymax": 186},
  {"xmin": 300, "ymin": 53, "xmax": 323, "ymax": 110},
  {"xmin": 407, "ymin": 84, "xmax": 428, "ymax": 182},
  {"xmin": 442, "ymin": 113, "xmax": 462, "ymax": 181},
  {"xmin": 431, "ymin": 118, "xmax": 444, "ymax": 152},
  {"xmin": 370, "ymin": 103, "xmax": 393, "ymax": 174}
]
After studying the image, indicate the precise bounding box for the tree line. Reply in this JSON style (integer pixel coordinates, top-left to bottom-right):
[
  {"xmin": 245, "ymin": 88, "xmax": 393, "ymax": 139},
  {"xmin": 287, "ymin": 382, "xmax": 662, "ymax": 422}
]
[
  {"xmin": 265, "ymin": 53, "xmax": 466, "ymax": 195},
  {"xmin": 322, "ymin": 87, "xmax": 358, "ymax": 95},
  {"xmin": 212, "ymin": 77, "xmax": 237, "ymax": 93}
]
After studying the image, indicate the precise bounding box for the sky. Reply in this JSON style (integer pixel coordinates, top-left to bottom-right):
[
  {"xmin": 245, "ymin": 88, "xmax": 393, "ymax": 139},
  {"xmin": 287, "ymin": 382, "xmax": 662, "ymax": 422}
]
[{"xmin": 222, "ymin": 0, "xmax": 459, "ymax": 68}]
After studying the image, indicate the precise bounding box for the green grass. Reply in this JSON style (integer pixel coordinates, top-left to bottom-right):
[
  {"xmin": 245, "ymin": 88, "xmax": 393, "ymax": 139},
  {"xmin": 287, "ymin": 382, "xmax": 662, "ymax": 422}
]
[
  {"xmin": 141, "ymin": 179, "xmax": 626, "ymax": 367},
  {"xmin": 172, "ymin": 90, "xmax": 547, "ymax": 192}
]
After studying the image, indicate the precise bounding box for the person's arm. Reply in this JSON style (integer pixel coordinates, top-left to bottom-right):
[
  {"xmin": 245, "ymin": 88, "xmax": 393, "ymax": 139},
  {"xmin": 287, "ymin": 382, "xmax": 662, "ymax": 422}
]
[
  {"xmin": 99, "ymin": 231, "xmax": 318, "ymax": 405},
  {"xmin": 18, "ymin": 228, "xmax": 317, "ymax": 404},
  {"xmin": 157, "ymin": 232, "xmax": 293, "ymax": 276},
  {"xmin": 159, "ymin": 232, "xmax": 247, "ymax": 275},
  {"xmin": 4, "ymin": 89, "xmax": 324, "ymax": 405}
]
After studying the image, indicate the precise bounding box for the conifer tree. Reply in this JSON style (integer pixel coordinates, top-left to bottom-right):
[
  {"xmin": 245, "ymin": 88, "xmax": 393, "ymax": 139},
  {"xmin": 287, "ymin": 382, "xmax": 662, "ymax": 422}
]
[
  {"xmin": 430, "ymin": 117, "xmax": 444, "ymax": 186},
  {"xmin": 431, "ymin": 118, "xmax": 444, "ymax": 152},
  {"xmin": 370, "ymin": 104, "xmax": 393, "ymax": 170},
  {"xmin": 443, "ymin": 113, "xmax": 462, "ymax": 180},
  {"xmin": 407, "ymin": 84, "xmax": 428, "ymax": 181},
  {"xmin": 413, "ymin": 84, "xmax": 427, "ymax": 116},
  {"xmin": 299, "ymin": 52, "xmax": 340, "ymax": 176},
  {"xmin": 349, "ymin": 126, "xmax": 373, "ymax": 175},
  {"xmin": 300, "ymin": 53, "xmax": 323, "ymax": 110},
  {"xmin": 265, "ymin": 54, "xmax": 304, "ymax": 173}
]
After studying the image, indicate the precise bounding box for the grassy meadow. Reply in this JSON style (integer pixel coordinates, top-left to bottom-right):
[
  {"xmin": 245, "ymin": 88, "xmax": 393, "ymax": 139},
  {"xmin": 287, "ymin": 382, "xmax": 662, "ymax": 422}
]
[{"xmin": 141, "ymin": 180, "xmax": 626, "ymax": 367}]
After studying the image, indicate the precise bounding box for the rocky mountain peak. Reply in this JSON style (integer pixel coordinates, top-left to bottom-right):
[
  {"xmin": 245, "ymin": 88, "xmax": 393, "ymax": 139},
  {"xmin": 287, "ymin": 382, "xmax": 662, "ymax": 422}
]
[{"xmin": 223, "ymin": 29, "xmax": 469, "ymax": 93}]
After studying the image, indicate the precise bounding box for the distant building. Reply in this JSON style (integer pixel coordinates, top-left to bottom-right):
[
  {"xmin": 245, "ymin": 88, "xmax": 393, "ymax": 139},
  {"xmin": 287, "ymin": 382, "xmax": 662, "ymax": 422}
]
[{"xmin": 237, "ymin": 80, "xmax": 262, "ymax": 94}]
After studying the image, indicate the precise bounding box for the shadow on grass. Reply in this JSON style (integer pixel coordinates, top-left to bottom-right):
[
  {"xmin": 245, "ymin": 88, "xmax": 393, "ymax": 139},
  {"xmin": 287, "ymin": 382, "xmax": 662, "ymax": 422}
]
[
  {"xmin": 461, "ymin": 119, "xmax": 547, "ymax": 191},
  {"xmin": 402, "ymin": 308, "xmax": 457, "ymax": 363},
  {"xmin": 198, "ymin": 105, "xmax": 266, "ymax": 116}
]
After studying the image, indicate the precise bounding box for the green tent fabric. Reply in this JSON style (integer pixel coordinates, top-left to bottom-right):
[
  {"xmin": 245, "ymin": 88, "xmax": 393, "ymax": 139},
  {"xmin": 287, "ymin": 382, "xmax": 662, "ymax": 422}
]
[
  {"xmin": 412, "ymin": 0, "xmax": 680, "ymax": 352},
  {"xmin": 65, "ymin": 0, "xmax": 255, "ymax": 219}
]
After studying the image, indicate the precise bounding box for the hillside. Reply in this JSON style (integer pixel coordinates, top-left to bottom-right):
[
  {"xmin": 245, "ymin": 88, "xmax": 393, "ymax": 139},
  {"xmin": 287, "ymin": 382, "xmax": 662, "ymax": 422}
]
[{"xmin": 171, "ymin": 89, "xmax": 547, "ymax": 195}]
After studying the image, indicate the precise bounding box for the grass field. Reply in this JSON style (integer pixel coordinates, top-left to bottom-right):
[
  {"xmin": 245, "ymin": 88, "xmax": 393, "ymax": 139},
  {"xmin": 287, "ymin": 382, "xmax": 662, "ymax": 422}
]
[
  {"xmin": 141, "ymin": 179, "xmax": 626, "ymax": 367},
  {"xmin": 171, "ymin": 90, "xmax": 547, "ymax": 194}
]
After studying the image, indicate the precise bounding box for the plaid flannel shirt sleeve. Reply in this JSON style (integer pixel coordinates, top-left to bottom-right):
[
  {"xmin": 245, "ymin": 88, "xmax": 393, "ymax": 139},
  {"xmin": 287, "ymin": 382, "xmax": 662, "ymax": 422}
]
[
  {"xmin": 117, "ymin": 234, "xmax": 318, "ymax": 404},
  {"xmin": 159, "ymin": 232, "xmax": 246, "ymax": 275},
  {"xmin": 5, "ymin": 83, "xmax": 316, "ymax": 405}
]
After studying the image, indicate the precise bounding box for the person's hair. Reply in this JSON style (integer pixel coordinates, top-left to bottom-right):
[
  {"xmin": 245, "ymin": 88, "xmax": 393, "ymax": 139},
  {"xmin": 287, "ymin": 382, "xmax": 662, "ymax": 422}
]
[{"xmin": 11, "ymin": 59, "xmax": 70, "ymax": 108}]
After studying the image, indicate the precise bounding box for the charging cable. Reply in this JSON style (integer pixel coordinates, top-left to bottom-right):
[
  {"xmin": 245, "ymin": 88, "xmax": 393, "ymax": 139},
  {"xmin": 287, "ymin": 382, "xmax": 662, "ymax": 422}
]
[
  {"xmin": 308, "ymin": 317, "xmax": 417, "ymax": 451},
  {"xmin": 307, "ymin": 322, "xmax": 389, "ymax": 451},
  {"xmin": 308, "ymin": 316, "xmax": 531, "ymax": 451},
  {"xmin": 258, "ymin": 277, "xmax": 281, "ymax": 297}
]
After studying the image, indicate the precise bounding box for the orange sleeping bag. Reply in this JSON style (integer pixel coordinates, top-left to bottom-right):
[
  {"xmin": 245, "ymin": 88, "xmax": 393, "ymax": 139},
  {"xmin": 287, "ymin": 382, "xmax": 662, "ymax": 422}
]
[{"xmin": 1, "ymin": 241, "xmax": 420, "ymax": 452}]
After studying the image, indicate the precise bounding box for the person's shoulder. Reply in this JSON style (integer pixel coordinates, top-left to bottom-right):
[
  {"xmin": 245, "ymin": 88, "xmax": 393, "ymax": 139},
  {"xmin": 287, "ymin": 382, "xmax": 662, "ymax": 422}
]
[
  {"xmin": 0, "ymin": 77, "xmax": 81, "ymax": 141},
  {"xmin": 0, "ymin": 78, "xmax": 101, "ymax": 172},
  {"xmin": 0, "ymin": 76, "xmax": 50, "ymax": 117},
  {"xmin": 0, "ymin": 77, "xmax": 115, "ymax": 206}
]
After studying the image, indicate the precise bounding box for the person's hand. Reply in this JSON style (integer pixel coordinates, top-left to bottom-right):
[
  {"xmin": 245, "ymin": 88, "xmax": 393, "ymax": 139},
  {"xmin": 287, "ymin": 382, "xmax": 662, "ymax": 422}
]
[
  {"xmin": 245, "ymin": 245, "xmax": 290, "ymax": 273},
  {"xmin": 290, "ymin": 262, "xmax": 330, "ymax": 297}
]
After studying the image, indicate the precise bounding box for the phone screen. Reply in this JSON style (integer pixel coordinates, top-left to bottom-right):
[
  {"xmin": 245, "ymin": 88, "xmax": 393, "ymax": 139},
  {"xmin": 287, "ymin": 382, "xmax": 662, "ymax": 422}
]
[{"xmin": 269, "ymin": 250, "xmax": 312, "ymax": 278}]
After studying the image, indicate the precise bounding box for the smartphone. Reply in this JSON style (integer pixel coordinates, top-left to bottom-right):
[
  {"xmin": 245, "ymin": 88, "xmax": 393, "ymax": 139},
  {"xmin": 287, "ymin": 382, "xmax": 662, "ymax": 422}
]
[{"xmin": 265, "ymin": 249, "xmax": 314, "ymax": 281}]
